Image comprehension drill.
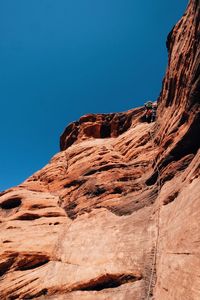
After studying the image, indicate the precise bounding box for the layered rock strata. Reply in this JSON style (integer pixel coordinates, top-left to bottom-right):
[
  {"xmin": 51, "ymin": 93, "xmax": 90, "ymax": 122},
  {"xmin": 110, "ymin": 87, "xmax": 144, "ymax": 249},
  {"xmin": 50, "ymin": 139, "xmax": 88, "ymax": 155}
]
[{"xmin": 0, "ymin": 0, "xmax": 199, "ymax": 299}]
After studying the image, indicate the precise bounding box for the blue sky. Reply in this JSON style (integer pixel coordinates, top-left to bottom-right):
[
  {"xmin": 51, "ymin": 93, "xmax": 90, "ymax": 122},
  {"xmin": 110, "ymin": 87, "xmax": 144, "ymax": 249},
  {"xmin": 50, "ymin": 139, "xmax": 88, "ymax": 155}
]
[{"xmin": 0, "ymin": 0, "xmax": 188, "ymax": 191}]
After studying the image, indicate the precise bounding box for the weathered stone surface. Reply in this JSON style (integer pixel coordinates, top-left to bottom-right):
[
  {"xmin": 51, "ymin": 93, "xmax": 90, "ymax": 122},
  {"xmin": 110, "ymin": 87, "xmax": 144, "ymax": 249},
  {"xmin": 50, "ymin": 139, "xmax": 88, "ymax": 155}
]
[{"xmin": 0, "ymin": 0, "xmax": 199, "ymax": 299}]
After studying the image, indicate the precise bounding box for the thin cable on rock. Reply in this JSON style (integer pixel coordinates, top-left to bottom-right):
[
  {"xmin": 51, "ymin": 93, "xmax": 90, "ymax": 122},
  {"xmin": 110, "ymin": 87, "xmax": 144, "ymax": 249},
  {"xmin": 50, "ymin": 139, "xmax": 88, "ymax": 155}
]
[{"xmin": 146, "ymin": 127, "xmax": 162, "ymax": 300}]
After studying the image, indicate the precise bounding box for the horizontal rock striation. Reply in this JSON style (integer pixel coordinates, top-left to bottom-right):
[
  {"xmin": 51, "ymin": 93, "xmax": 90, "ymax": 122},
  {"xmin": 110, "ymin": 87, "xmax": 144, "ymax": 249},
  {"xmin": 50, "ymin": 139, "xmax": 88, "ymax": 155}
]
[{"xmin": 0, "ymin": 0, "xmax": 199, "ymax": 299}]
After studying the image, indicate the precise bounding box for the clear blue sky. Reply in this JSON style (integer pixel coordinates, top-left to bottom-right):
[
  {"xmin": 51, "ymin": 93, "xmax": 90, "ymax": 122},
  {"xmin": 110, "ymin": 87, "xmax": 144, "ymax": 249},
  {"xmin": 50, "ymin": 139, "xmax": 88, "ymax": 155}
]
[{"xmin": 0, "ymin": 0, "xmax": 188, "ymax": 191}]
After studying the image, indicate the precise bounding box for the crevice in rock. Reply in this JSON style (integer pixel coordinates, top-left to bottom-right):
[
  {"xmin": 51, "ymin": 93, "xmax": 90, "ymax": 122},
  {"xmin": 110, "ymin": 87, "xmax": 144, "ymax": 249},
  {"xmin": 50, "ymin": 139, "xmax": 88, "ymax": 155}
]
[
  {"xmin": 117, "ymin": 176, "xmax": 134, "ymax": 182},
  {"xmin": 43, "ymin": 212, "xmax": 65, "ymax": 218},
  {"xmin": 111, "ymin": 187, "xmax": 123, "ymax": 194},
  {"xmin": 170, "ymin": 113, "xmax": 200, "ymax": 160},
  {"xmin": 163, "ymin": 138, "xmax": 173, "ymax": 150},
  {"xmin": 160, "ymin": 154, "xmax": 194, "ymax": 185},
  {"xmin": 64, "ymin": 179, "xmax": 86, "ymax": 189},
  {"xmin": 87, "ymin": 186, "xmax": 106, "ymax": 197},
  {"xmin": 64, "ymin": 202, "xmax": 77, "ymax": 220},
  {"xmin": 158, "ymin": 155, "xmax": 175, "ymax": 170},
  {"xmin": 16, "ymin": 255, "xmax": 49, "ymax": 271},
  {"xmin": 163, "ymin": 191, "xmax": 179, "ymax": 205},
  {"xmin": 84, "ymin": 163, "xmax": 127, "ymax": 176},
  {"xmin": 161, "ymin": 173, "xmax": 175, "ymax": 185},
  {"xmin": 6, "ymin": 226, "xmax": 18, "ymax": 229},
  {"xmin": 0, "ymin": 197, "xmax": 22, "ymax": 210},
  {"xmin": 178, "ymin": 112, "xmax": 189, "ymax": 127},
  {"xmin": 159, "ymin": 113, "xmax": 200, "ymax": 173},
  {"xmin": 0, "ymin": 255, "xmax": 17, "ymax": 277},
  {"xmin": 145, "ymin": 171, "xmax": 159, "ymax": 186},
  {"xmin": 30, "ymin": 204, "xmax": 55, "ymax": 210},
  {"xmin": 72, "ymin": 273, "xmax": 142, "ymax": 292},
  {"xmin": 24, "ymin": 289, "xmax": 48, "ymax": 299},
  {"xmin": 15, "ymin": 213, "xmax": 41, "ymax": 221},
  {"xmin": 100, "ymin": 123, "xmax": 111, "ymax": 138}
]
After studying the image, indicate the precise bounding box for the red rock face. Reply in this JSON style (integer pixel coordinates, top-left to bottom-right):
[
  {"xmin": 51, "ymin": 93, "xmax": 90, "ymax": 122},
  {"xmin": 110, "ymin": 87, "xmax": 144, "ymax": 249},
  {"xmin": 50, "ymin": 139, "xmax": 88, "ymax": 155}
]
[
  {"xmin": 0, "ymin": 1, "xmax": 199, "ymax": 299},
  {"xmin": 60, "ymin": 108, "xmax": 143, "ymax": 151}
]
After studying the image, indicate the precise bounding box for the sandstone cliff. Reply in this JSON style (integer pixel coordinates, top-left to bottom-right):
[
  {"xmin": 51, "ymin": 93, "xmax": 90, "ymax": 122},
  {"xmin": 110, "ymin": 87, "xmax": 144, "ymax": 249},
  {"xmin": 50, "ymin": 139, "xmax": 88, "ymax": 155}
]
[{"xmin": 0, "ymin": 0, "xmax": 199, "ymax": 299}]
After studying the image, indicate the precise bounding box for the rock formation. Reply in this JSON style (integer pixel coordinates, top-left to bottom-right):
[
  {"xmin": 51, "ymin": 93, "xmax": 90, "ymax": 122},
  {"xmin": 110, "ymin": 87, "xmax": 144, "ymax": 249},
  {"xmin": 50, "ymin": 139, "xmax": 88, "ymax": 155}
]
[{"xmin": 0, "ymin": 0, "xmax": 199, "ymax": 299}]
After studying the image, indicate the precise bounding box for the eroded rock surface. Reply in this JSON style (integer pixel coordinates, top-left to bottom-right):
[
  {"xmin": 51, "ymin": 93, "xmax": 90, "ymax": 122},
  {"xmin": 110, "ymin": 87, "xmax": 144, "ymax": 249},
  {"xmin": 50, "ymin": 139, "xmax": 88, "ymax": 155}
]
[{"xmin": 0, "ymin": 1, "xmax": 199, "ymax": 299}]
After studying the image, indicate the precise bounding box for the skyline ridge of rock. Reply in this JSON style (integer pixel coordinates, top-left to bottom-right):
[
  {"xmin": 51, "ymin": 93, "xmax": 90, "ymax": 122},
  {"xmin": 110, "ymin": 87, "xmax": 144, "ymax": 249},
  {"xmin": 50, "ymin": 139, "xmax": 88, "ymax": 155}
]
[{"xmin": 0, "ymin": 0, "xmax": 199, "ymax": 299}]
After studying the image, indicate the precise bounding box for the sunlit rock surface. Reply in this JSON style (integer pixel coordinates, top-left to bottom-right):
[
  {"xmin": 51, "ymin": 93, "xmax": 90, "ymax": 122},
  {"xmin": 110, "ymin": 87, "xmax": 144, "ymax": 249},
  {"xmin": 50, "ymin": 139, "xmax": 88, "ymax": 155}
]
[{"xmin": 0, "ymin": 1, "xmax": 199, "ymax": 299}]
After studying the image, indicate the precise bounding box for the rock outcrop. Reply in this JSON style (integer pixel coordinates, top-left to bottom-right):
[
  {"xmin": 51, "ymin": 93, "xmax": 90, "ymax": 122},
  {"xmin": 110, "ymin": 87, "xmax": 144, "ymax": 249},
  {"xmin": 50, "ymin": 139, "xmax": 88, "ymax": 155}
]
[{"xmin": 0, "ymin": 0, "xmax": 199, "ymax": 299}]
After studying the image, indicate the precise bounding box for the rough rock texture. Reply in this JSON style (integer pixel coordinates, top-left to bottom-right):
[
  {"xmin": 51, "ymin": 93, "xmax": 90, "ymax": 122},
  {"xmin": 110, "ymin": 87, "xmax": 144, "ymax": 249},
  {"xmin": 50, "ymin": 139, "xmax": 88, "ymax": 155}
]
[{"xmin": 0, "ymin": 1, "xmax": 199, "ymax": 299}]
